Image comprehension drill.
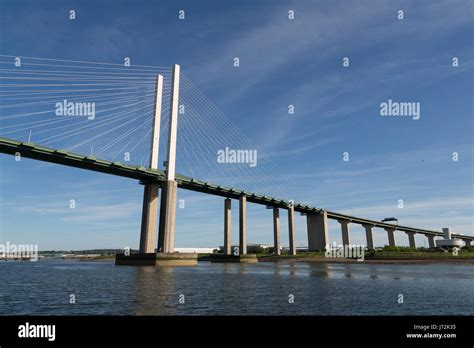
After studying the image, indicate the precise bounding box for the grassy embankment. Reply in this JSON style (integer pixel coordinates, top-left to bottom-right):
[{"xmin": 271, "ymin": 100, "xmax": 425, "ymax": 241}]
[{"xmin": 256, "ymin": 246, "xmax": 474, "ymax": 262}]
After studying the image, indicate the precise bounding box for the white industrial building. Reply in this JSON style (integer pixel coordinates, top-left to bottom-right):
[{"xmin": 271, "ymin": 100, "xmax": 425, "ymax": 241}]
[
  {"xmin": 173, "ymin": 247, "xmax": 218, "ymax": 254},
  {"xmin": 436, "ymin": 228, "xmax": 464, "ymax": 248}
]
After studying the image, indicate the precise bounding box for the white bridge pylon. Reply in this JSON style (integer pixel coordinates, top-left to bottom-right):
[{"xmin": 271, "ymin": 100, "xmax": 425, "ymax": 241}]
[{"xmin": 139, "ymin": 64, "xmax": 180, "ymax": 254}]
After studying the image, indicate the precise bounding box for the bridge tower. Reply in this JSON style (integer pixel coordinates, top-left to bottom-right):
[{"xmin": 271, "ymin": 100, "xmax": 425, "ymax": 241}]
[
  {"xmin": 117, "ymin": 64, "xmax": 197, "ymax": 266},
  {"xmin": 158, "ymin": 64, "xmax": 180, "ymax": 253},
  {"xmin": 138, "ymin": 75, "xmax": 163, "ymax": 253}
]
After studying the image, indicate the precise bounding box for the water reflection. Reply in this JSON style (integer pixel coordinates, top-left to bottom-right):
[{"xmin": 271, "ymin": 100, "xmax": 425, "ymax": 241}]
[
  {"xmin": 273, "ymin": 262, "xmax": 285, "ymax": 277},
  {"xmin": 132, "ymin": 266, "xmax": 178, "ymax": 315},
  {"xmin": 309, "ymin": 263, "xmax": 333, "ymax": 278}
]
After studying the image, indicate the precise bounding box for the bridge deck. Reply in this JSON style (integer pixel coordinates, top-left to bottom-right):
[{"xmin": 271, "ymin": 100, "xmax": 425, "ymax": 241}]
[{"xmin": 0, "ymin": 137, "xmax": 471, "ymax": 240}]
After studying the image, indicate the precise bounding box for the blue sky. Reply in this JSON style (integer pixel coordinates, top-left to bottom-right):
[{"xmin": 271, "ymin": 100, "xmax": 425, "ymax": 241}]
[{"xmin": 0, "ymin": 0, "xmax": 473, "ymax": 250}]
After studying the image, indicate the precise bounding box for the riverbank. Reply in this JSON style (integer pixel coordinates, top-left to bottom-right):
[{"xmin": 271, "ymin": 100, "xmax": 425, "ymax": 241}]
[
  {"xmin": 258, "ymin": 257, "xmax": 474, "ymax": 264},
  {"xmin": 257, "ymin": 251, "xmax": 474, "ymax": 264}
]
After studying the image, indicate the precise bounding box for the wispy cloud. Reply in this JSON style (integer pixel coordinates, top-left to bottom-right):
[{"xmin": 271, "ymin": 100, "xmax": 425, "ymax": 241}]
[{"xmin": 13, "ymin": 201, "xmax": 140, "ymax": 223}]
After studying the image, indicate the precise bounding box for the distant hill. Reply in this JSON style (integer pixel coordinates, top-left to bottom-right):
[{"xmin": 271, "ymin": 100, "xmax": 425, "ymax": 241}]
[{"xmin": 38, "ymin": 249, "xmax": 137, "ymax": 256}]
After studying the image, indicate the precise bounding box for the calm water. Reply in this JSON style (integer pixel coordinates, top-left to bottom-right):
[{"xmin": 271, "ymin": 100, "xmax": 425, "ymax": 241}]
[{"xmin": 0, "ymin": 260, "xmax": 473, "ymax": 315}]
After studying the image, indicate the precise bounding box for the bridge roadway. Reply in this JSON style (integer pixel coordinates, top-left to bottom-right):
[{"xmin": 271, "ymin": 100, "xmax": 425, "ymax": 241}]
[{"xmin": 1, "ymin": 136, "xmax": 472, "ymax": 242}]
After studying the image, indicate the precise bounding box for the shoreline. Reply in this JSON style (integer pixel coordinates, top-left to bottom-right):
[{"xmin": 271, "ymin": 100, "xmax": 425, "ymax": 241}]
[{"xmin": 257, "ymin": 257, "xmax": 474, "ymax": 265}]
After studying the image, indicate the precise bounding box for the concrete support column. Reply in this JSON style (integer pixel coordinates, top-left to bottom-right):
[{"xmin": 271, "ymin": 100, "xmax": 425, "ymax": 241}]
[
  {"xmin": 306, "ymin": 211, "xmax": 329, "ymax": 251},
  {"xmin": 157, "ymin": 189, "xmax": 166, "ymax": 252},
  {"xmin": 273, "ymin": 208, "xmax": 281, "ymax": 255},
  {"xmin": 427, "ymin": 235, "xmax": 435, "ymax": 248},
  {"xmin": 463, "ymin": 239, "xmax": 471, "ymax": 247},
  {"xmin": 385, "ymin": 228, "xmax": 396, "ymax": 247},
  {"xmin": 239, "ymin": 196, "xmax": 247, "ymax": 255},
  {"xmin": 306, "ymin": 215, "xmax": 315, "ymax": 251},
  {"xmin": 224, "ymin": 198, "xmax": 232, "ymax": 255},
  {"xmin": 158, "ymin": 180, "xmax": 177, "ymax": 253},
  {"xmin": 139, "ymin": 184, "xmax": 159, "ymax": 253},
  {"xmin": 288, "ymin": 206, "xmax": 296, "ymax": 255},
  {"xmin": 406, "ymin": 231, "xmax": 416, "ymax": 249},
  {"xmin": 315, "ymin": 211, "xmax": 329, "ymax": 250},
  {"xmin": 338, "ymin": 220, "xmax": 351, "ymax": 246},
  {"xmin": 362, "ymin": 225, "xmax": 374, "ymax": 250}
]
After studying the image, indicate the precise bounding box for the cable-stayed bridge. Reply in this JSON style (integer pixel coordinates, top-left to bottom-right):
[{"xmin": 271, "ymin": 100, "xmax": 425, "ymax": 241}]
[{"xmin": 0, "ymin": 56, "xmax": 472, "ymax": 264}]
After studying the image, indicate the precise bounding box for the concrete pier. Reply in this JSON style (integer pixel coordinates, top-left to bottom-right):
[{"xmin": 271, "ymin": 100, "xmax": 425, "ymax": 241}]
[
  {"xmin": 338, "ymin": 219, "xmax": 351, "ymax": 246},
  {"xmin": 239, "ymin": 196, "xmax": 247, "ymax": 255},
  {"xmin": 427, "ymin": 235, "xmax": 435, "ymax": 248},
  {"xmin": 363, "ymin": 224, "xmax": 374, "ymax": 250},
  {"xmin": 273, "ymin": 208, "xmax": 281, "ymax": 255},
  {"xmin": 139, "ymin": 184, "xmax": 159, "ymax": 253},
  {"xmin": 306, "ymin": 215, "xmax": 315, "ymax": 251},
  {"xmin": 210, "ymin": 254, "xmax": 257, "ymax": 264},
  {"xmin": 224, "ymin": 198, "xmax": 232, "ymax": 255},
  {"xmin": 307, "ymin": 211, "xmax": 329, "ymax": 251},
  {"xmin": 288, "ymin": 205, "xmax": 296, "ymax": 255},
  {"xmin": 215, "ymin": 198, "xmax": 257, "ymax": 263},
  {"xmin": 315, "ymin": 211, "xmax": 329, "ymax": 250},
  {"xmin": 157, "ymin": 197, "xmax": 166, "ymax": 252},
  {"xmin": 116, "ymin": 252, "xmax": 197, "ymax": 266},
  {"xmin": 159, "ymin": 180, "xmax": 177, "ymax": 253},
  {"xmin": 385, "ymin": 228, "xmax": 396, "ymax": 247},
  {"xmin": 406, "ymin": 231, "xmax": 416, "ymax": 249}
]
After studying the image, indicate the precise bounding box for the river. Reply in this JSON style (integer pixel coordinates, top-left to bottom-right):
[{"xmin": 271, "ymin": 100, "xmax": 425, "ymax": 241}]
[{"xmin": 0, "ymin": 260, "xmax": 472, "ymax": 315}]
